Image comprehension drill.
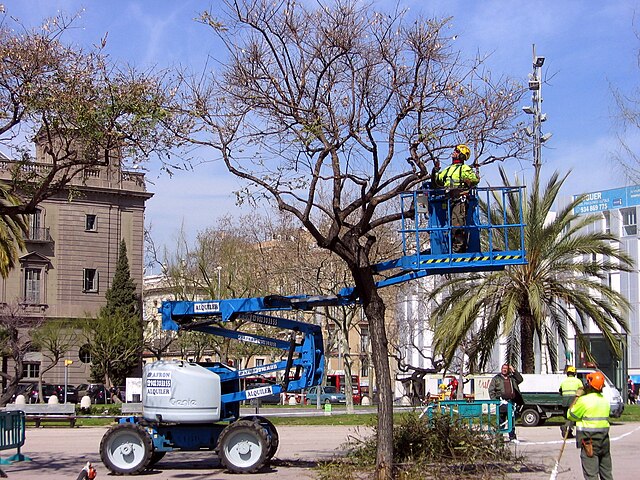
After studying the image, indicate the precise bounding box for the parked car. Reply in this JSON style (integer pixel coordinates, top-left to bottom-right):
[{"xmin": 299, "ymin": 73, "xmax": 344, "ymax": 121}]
[
  {"xmin": 305, "ymin": 386, "xmax": 347, "ymax": 404},
  {"xmin": 9, "ymin": 382, "xmax": 37, "ymax": 403},
  {"xmin": 77, "ymin": 383, "xmax": 110, "ymax": 404},
  {"xmin": 54, "ymin": 384, "xmax": 78, "ymax": 403},
  {"xmin": 26, "ymin": 383, "xmax": 58, "ymax": 403}
]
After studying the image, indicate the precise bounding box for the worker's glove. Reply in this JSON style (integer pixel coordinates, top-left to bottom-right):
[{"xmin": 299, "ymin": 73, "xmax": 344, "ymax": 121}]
[{"xmin": 499, "ymin": 399, "xmax": 509, "ymax": 406}]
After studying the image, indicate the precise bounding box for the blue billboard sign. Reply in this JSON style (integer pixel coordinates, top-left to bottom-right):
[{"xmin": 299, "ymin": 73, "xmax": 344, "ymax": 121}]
[{"xmin": 573, "ymin": 186, "xmax": 640, "ymax": 215}]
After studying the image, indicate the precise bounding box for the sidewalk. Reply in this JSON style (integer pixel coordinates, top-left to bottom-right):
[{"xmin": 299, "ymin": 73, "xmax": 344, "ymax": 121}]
[{"xmin": 1, "ymin": 422, "xmax": 638, "ymax": 479}]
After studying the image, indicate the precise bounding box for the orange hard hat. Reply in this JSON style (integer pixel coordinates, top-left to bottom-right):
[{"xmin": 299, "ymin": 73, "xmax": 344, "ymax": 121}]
[{"xmin": 586, "ymin": 371, "xmax": 605, "ymax": 391}]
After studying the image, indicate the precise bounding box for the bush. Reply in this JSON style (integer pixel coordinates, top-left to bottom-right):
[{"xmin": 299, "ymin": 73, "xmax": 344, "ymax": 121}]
[
  {"xmin": 318, "ymin": 412, "xmax": 519, "ymax": 480},
  {"xmin": 78, "ymin": 403, "xmax": 121, "ymax": 416}
]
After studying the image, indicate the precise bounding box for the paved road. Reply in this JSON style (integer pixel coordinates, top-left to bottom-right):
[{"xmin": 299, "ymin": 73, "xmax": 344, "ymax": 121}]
[{"xmin": 2, "ymin": 421, "xmax": 639, "ymax": 479}]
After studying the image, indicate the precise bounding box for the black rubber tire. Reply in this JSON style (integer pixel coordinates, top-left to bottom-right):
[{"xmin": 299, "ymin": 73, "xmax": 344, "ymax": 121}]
[
  {"xmin": 247, "ymin": 415, "xmax": 279, "ymax": 460},
  {"xmin": 520, "ymin": 408, "xmax": 541, "ymax": 427},
  {"xmin": 218, "ymin": 419, "xmax": 269, "ymax": 473},
  {"xmin": 148, "ymin": 450, "xmax": 166, "ymax": 467},
  {"xmin": 100, "ymin": 423, "xmax": 153, "ymax": 475}
]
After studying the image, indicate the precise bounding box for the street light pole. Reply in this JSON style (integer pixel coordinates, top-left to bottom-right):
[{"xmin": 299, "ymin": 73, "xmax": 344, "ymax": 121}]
[
  {"xmin": 216, "ymin": 265, "xmax": 222, "ymax": 298},
  {"xmin": 64, "ymin": 359, "xmax": 73, "ymax": 403},
  {"xmin": 523, "ymin": 44, "xmax": 551, "ymax": 177}
]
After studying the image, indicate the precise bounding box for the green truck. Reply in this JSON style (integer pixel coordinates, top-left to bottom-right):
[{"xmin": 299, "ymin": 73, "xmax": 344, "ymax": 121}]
[{"xmin": 518, "ymin": 369, "xmax": 624, "ymax": 426}]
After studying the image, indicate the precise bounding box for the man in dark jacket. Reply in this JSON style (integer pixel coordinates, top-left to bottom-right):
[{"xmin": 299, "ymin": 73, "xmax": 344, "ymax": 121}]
[{"xmin": 489, "ymin": 363, "xmax": 523, "ymax": 442}]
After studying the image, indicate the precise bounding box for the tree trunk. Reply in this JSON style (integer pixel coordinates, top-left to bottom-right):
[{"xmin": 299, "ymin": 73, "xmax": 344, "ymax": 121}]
[
  {"xmin": 342, "ymin": 330, "xmax": 355, "ymax": 414},
  {"xmin": 365, "ymin": 294, "xmax": 393, "ymax": 480},
  {"xmin": 519, "ymin": 308, "xmax": 536, "ymax": 373}
]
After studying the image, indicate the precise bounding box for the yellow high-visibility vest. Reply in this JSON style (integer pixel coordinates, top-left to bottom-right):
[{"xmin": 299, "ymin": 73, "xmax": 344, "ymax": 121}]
[
  {"xmin": 568, "ymin": 392, "xmax": 610, "ymax": 433},
  {"xmin": 560, "ymin": 376, "xmax": 583, "ymax": 397},
  {"xmin": 436, "ymin": 164, "xmax": 478, "ymax": 188}
]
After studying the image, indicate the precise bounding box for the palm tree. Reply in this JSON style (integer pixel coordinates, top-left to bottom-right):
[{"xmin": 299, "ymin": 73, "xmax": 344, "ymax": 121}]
[
  {"xmin": 0, "ymin": 184, "xmax": 27, "ymax": 277},
  {"xmin": 429, "ymin": 169, "xmax": 633, "ymax": 373}
]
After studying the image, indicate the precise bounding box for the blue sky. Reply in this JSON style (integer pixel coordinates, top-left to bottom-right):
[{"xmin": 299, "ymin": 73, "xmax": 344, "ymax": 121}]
[{"xmin": 6, "ymin": 0, "xmax": 640, "ymax": 254}]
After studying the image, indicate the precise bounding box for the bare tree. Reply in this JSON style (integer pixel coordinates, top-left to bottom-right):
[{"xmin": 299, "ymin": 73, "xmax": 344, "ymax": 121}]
[
  {"xmin": 159, "ymin": 217, "xmax": 288, "ymax": 365},
  {"xmin": 0, "ymin": 10, "xmax": 183, "ymax": 217},
  {"xmin": 612, "ymin": 26, "xmax": 640, "ymax": 181},
  {"xmin": 0, "ymin": 304, "xmax": 44, "ymax": 405},
  {"xmin": 31, "ymin": 320, "xmax": 78, "ymax": 403},
  {"xmin": 143, "ymin": 328, "xmax": 176, "ymax": 361},
  {"xmin": 177, "ymin": 1, "xmax": 527, "ymax": 475}
]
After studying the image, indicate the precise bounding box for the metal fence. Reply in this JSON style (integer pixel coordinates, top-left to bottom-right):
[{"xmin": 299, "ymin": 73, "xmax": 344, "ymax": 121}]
[
  {"xmin": 0, "ymin": 410, "xmax": 30, "ymax": 466},
  {"xmin": 421, "ymin": 399, "xmax": 513, "ymax": 435}
]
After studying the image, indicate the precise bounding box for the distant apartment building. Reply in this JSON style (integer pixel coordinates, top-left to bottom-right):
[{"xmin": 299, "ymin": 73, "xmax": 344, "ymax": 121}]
[
  {"xmin": 0, "ymin": 138, "xmax": 152, "ymax": 388},
  {"xmin": 567, "ymin": 185, "xmax": 640, "ymax": 386}
]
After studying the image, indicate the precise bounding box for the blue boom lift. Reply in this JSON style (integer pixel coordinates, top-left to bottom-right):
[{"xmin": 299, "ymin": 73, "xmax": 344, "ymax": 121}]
[{"xmin": 99, "ymin": 186, "xmax": 526, "ymax": 475}]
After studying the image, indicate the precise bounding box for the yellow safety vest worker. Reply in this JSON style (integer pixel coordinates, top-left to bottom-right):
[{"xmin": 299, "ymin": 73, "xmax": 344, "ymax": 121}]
[
  {"xmin": 567, "ymin": 392, "xmax": 610, "ymax": 434},
  {"xmin": 560, "ymin": 376, "xmax": 583, "ymax": 397},
  {"xmin": 436, "ymin": 164, "xmax": 479, "ymax": 189}
]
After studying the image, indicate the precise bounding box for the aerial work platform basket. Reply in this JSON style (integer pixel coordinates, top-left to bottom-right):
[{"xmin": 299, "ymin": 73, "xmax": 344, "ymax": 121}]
[{"xmin": 392, "ymin": 186, "xmax": 527, "ymax": 277}]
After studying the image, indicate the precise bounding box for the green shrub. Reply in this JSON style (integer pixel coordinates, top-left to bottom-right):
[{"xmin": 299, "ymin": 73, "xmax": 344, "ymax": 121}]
[
  {"xmin": 77, "ymin": 403, "xmax": 121, "ymax": 416},
  {"xmin": 318, "ymin": 412, "xmax": 518, "ymax": 480}
]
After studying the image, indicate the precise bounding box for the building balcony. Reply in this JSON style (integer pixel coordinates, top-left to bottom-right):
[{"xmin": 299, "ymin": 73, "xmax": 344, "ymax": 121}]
[
  {"xmin": 82, "ymin": 167, "xmax": 147, "ymax": 192},
  {"xmin": 24, "ymin": 227, "xmax": 53, "ymax": 243},
  {"xmin": 0, "ymin": 160, "xmax": 148, "ymax": 193}
]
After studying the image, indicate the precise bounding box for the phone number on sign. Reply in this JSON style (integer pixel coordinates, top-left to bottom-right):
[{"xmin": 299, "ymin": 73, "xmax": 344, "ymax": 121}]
[{"xmin": 577, "ymin": 204, "xmax": 608, "ymax": 214}]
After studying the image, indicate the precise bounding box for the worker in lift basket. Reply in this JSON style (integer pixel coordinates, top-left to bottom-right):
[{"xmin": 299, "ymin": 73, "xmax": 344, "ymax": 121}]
[
  {"xmin": 431, "ymin": 144, "xmax": 479, "ymax": 253},
  {"xmin": 567, "ymin": 371, "xmax": 613, "ymax": 480}
]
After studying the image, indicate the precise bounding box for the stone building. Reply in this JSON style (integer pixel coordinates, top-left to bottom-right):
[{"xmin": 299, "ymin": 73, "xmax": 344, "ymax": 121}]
[{"xmin": 0, "ymin": 138, "xmax": 152, "ymax": 389}]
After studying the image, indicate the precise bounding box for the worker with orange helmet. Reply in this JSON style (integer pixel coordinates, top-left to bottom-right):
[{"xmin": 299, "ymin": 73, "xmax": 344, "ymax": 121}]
[{"xmin": 567, "ymin": 370, "xmax": 613, "ymax": 480}]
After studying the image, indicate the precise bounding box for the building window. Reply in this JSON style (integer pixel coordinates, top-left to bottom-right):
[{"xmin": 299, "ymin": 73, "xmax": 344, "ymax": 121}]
[
  {"xmin": 24, "ymin": 268, "xmax": 42, "ymax": 304},
  {"xmin": 360, "ymin": 356, "xmax": 369, "ymax": 378},
  {"xmin": 28, "ymin": 209, "xmax": 42, "ymax": 240},
  {"xmin": 622, "ymin": 208, "xmax": 637, "ymax": 236},
  {"xmin": 23, "ymin": 362, "xmax": 40, "ymax": 379},
  {"xmin": 602, "ymin": 211, "xmax": 610, "ymax": 234},
  {"xmin": 360, "ymin": 325, "xmax": 370, "ymax": 353},
  {"xmin": 25, "ymin": 208, "xmax": 50, "ymax": 241},
  {"xmin": 83, "ymin": 268, "xmax": 99, "ymax": 292},
  {"xmin": 85, "ymin": 214, "xmax": 97, "ymax": 231},
  {"xmin": 255, "ymin": 358, "xmax": 264, "ymax": 367}
]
